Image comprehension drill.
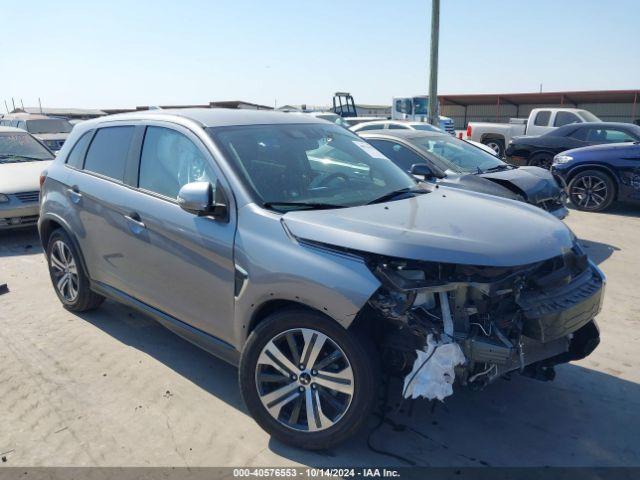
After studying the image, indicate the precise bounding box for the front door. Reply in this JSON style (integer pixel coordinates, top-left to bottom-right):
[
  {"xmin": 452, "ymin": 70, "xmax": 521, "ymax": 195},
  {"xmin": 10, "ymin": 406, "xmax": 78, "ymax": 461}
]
[{"xmin": 122, "ymin": 123, "xmax": 236, "ymax": 344}]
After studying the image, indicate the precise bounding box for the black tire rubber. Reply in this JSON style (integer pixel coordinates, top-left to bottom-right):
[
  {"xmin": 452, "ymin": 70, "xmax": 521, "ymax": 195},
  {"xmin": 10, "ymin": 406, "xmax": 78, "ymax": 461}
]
[
  {"xmin": 568, "ymin": 170, "xmax": 616, "ymax": 212},
  {"xmin": 46, "ymin": 229, "xmax": 105, "ymax": 311},
  {"xmin": 239, "ymin": 308, "xmax": 379, "ymax": 450},
  {"xmin": 528, "ymin": 153, "xmax": 554, "ymax": 169},
  {"xmin": 482, "ymin": 138, "xmax": 505, "ymax": 158}
]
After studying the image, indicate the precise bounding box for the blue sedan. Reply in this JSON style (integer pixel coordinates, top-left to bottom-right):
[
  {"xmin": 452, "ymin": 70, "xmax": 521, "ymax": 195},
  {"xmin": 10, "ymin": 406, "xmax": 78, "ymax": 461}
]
[{"xmin": 551, "ymin": 141, "xmax": 640, "ymax": 211}]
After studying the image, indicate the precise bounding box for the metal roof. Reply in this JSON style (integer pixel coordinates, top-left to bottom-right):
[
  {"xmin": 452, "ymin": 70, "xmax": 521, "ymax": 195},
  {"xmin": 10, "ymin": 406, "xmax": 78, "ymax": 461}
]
[{"xmin": 439, "ymin": 89, "xmax": 640, "ymax": 106}]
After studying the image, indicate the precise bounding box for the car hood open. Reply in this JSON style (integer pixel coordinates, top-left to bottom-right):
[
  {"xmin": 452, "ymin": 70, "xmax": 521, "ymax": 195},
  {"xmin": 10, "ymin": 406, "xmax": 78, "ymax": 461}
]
[
  {"xmin": 479, "ymin": 166, "xmax": 562, "ymax": 203},
  {"xmin": 282, "ymin": 186, "xmax": 574, "ymax": 267}
]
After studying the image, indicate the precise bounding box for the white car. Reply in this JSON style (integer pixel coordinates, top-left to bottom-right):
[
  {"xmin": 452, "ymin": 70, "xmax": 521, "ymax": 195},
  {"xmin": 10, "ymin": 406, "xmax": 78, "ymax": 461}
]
[
  {"xmin": 0, "ymin": 127, "xmax": 55, "ymax": 229},
  {"xmin": 351, "ymin": 120, "xmax": 498, "ymax": 156}
]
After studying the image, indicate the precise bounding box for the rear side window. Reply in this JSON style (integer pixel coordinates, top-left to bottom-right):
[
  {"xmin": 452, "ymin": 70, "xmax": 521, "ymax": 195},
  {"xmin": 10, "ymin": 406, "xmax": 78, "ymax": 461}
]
[
  {"xmin": 388, "ymin": 124, "xmax": 409, "ymax": 130},
  {"xmin": 356, "ymin": 124, "xmax": 385, "ymax": 132},
  {"xmin": 84, "ymin": 126, "xmax": 134, "ymax": 181},
  {"xmin": 66, "ymin": 131, "xmax": 93, "ymax": 168},
  {"xmin": 534, "ymin": 111, "xmax": 550, "ymax": 126}
]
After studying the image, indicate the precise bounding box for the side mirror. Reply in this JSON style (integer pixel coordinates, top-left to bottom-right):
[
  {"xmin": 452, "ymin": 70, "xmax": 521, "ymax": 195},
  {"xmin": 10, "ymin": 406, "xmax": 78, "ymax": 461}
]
[
  {"xmin": 177, "ymin": 180, "xmax": 229, "ymax": 220},
  {"xmin": 410, "ymin": 163, "xmax": 435, "ymax": 179}
]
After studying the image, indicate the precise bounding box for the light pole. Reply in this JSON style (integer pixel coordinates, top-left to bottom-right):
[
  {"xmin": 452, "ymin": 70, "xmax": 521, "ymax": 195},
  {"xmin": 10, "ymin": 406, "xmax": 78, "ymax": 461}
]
[{"xmin": 428, "ymin": 0, "xmax": 440, "ymax": 126}]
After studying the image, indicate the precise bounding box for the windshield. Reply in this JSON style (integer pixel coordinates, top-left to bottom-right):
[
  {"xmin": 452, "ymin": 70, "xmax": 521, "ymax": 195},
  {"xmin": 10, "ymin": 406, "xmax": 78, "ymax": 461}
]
[
  {"xmin": 409, "ymin": 134, "xmax": 506, "ymax": 173},
  {"xmin": 413, "ymin": 98, "xmax": 428, "ymax": 115},
  {"xmin": 26, "ymin": 119, "xmax": 73, "ymax": 134},
  {"xmin": 208, "ymin": 123, "xmax": 418, "ymax": 210},
  {"xmin": 0, "ymin": 132, "xmax": 54, "ymax": 163},
  {"xmin": 577, "ymin": 110, "xmax": 600, "ymax": 122}
]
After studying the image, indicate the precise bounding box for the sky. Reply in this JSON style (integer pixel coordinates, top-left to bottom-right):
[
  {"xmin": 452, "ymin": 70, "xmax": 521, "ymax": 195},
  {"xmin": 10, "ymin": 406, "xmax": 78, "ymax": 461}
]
[{"xmin": 1, "ymin": 0, "xmax": 639, "ymax": 110}]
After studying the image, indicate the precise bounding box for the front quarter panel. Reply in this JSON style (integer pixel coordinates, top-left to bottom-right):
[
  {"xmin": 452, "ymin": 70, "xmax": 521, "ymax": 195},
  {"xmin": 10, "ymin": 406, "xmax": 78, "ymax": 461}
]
[{"xmin": 233, "ymin": 204, "xmax": 381, "ymax": 348}]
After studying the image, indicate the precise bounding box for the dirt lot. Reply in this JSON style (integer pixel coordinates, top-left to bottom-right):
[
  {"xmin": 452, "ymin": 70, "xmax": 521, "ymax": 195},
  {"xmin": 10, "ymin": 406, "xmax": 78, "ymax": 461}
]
[{"xmin": 1, "ymin": 206, "xmax": 639, "ymax": 467}]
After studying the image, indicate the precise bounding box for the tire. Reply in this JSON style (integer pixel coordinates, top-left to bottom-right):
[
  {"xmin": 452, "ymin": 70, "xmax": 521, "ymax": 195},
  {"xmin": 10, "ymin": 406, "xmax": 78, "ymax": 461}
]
[
  {"xmin": 239, "ymin": 308, "xmax": 379, "ymax": 450},
  {"xmin": 568, "ymin": 170, "xmax": 616, "ymax": 212},
  {"xmin": 46, "ymin": 229, "xmax": 104, "ymax": 311},
  {"xmin": 528, "ymin": 153, "xmax": 554, "ymax": 170},
  {"xmin": 482, "ymin": 138, "xmax": 505, "ymax": 158}
]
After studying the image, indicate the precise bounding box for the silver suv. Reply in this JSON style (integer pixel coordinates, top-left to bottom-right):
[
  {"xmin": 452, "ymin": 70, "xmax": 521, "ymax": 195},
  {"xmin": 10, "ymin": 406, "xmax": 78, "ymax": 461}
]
[{"xmin": 39, "ymin": 109, "xmax": 604, "ymax": 449}]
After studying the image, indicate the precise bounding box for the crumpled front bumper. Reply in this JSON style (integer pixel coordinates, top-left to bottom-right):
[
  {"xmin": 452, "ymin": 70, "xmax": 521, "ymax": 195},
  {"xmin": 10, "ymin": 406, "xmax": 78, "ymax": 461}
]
[{"xmin": 518, "ymin": 261, "xmax": 605, "ymax": 343}]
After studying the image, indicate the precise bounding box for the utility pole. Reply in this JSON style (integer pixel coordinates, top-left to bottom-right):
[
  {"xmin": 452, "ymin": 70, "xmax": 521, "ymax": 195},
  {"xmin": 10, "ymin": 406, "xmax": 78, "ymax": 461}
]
[{"xmin": 427, "ymin": 0, "xmax": 440, "ymax": 126}]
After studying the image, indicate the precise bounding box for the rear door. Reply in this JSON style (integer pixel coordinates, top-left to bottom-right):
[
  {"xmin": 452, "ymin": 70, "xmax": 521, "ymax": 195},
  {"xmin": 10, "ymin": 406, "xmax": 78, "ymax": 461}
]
[
  {"xmin": 64, "ymin": 123, "xmax": 146, "ymax": 295},
  {"xmin": 121, "ymin": 122, "xmax": 237, "ymax": 343}
]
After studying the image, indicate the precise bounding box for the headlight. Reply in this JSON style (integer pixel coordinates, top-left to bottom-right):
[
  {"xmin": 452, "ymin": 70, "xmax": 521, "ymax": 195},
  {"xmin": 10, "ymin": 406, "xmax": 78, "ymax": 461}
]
[
  {"xmin": 553, "ymin": 155, "xmax": 573, "ymax": 165},
  {"xmin": 0, "ymin": 193, "xmax": 9, "ymax": 203}
]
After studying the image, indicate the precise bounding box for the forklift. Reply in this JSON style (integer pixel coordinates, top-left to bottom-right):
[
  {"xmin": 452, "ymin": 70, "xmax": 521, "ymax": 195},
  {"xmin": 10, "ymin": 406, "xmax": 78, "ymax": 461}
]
[{"xmin": 332, "ymin": 92, "xmax": 357, "ymax": 118}]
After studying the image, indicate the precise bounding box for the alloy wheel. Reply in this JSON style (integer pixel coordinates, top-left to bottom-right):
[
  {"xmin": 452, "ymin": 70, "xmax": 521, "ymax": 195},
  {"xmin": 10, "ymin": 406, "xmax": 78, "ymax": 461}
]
[
  {"xmin": 255, "ymin": 328, "xmax": 354, "ymax": 432},
  {"xmin": 485, "ymin": 141, "xmax": 502, "ymax": 156},
  {"xmin": 50, "ymin": 240, "xmax": 79, "ymax": 302},
  {"xmin": 571, "ymin": 175, "xmax": 608, "ymax": 209}
]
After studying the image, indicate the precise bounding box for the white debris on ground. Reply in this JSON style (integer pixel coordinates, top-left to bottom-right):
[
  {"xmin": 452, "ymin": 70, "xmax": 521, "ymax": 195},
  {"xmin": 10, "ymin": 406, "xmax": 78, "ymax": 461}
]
[{"xmin": 403, "ymin": 334, "xmax": 466, "ymax": 401}]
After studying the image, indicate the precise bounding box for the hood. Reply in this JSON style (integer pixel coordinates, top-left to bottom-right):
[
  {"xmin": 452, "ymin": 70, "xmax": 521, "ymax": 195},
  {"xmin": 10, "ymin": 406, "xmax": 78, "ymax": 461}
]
[
  {"xmin": 562, "ymin": 141, "xmax": 638, "ymax": 157},
  {"xmin": 479, "ymin": 166, "xmax": 561, "ymax": 203},
  {"xmin": 33, "ymin": 133, "xmax": 69, "ymax": 141},
  {"xmin": 0, "ymin": 160, "xmax": 52, "ymax": 193},
  {"xmin": 282, "ymin": 187, "xmax": 574, "ymax": 267},
  {"xmin": 511, "ymin": 134, "xmax": 542, "ymax": 145}
]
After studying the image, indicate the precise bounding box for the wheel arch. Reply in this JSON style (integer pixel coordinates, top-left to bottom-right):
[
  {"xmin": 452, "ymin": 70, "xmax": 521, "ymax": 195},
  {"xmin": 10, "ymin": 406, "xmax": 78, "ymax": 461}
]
[
  {"xmin": 480, "ymin": 133, "xmax": 506, "ymax": 144},
  {"xmin": 247, "ymin": 299, "xmax": 341, "ymax": 339},
  {"xmin": 39, "ymin": 213, "xmax": 91, "ymax": 279}
]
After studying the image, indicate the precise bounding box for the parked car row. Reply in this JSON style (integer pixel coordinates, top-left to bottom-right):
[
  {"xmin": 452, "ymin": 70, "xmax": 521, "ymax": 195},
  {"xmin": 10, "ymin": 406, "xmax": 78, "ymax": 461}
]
[
  {"xmin": 34, "ymin": 108, "xmax": 604, "ymax": 450},
  {"xmin": 466, "ymin": 108, "xmax": 601, "ymax": 157},
  {"xmin": 0, "ymin": 112, "xmax": 73, "ymax": 151}
]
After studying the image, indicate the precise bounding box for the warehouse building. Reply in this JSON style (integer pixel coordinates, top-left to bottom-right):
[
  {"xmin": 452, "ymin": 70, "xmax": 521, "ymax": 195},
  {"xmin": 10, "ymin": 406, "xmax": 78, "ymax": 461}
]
[{"xmin": 439, "ymin": 89, "xmax": 640, "ymax": 130}]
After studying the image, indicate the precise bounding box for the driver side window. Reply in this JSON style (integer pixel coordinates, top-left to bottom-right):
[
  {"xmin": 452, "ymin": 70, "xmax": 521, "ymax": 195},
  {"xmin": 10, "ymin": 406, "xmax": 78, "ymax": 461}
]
[{"xmin": 138, "ymin": 126, "xmax": 214, "ymax": 200}]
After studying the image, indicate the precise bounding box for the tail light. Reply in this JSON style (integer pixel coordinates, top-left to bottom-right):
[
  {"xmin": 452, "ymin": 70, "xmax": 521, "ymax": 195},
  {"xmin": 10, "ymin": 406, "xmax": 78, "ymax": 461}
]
[
  {"xmin": 39, "ymin": 170, "xmax": 48, "ymax": 189},
  {"xmin": 466, "ymin": 125, "xmax": 472, "ymax": 138}
]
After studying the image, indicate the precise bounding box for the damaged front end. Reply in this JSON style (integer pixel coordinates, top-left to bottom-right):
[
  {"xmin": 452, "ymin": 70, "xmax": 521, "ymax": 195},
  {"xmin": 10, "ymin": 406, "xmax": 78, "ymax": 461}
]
[{"xmin": 363, "ymin": 242, "xmax": 604, "ymax": 398}]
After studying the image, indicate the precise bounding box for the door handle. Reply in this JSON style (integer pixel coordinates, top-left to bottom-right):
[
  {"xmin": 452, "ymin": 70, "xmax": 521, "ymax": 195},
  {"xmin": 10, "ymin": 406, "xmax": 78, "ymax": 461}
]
[
  {"xmin": 124, "ymin": 212, "xmax": 146, "ymax": 234},
  {"xmin": 66, "ymin": 186, "xmax": 82, "ymax": 204}
]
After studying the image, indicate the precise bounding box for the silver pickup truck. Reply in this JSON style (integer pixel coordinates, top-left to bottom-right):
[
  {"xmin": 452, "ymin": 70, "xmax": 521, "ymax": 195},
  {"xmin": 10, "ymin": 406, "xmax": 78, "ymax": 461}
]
[{"xmin": 466, "ymin": 108, "xmax": 600, "ymax": 157}]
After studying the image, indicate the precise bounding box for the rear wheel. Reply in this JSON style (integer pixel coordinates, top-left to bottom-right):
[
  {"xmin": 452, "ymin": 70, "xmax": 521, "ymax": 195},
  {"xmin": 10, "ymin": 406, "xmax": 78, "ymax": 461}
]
[
  {"xmin": 568, "ymin": 170, "xmax": 616, "ymax": 212},
  {"xmin": 482, "ymin": 138, "xmax": 505, "ymax": 157},
  {"xmin": 46, "ymin": 229, "xmax": 104, "ymax": 311},
  {"xmin": 239, "ymin": 309, "xmax": 379, "ymax": 450},
  {"xmin": 528, "ymin": 153, "xmax": 554, "ymax": 169}
]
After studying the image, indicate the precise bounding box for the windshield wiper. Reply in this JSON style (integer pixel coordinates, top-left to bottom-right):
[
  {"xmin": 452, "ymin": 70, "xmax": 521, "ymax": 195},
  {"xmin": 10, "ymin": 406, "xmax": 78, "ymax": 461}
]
[
  {"xmin": 481, "ymin": 164, "xmax": 512, "ymax": 173},
  {"xmin": 0, "ymin": 154, "xmax": 49, "ymax": 161},
  {"xmin": 263, "ymin": 201, "xmax": 347, "ymax": 211},
  {"xmin": 367, "ymin": 187, "xmax": 426, "ymax": 205}
]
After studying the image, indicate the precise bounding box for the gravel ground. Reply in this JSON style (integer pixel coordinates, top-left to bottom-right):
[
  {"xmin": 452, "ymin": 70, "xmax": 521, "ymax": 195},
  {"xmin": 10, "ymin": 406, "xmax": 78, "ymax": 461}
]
[{"xmin": 1, "ymin": 205, "xmax": 639, "ymax": 467}]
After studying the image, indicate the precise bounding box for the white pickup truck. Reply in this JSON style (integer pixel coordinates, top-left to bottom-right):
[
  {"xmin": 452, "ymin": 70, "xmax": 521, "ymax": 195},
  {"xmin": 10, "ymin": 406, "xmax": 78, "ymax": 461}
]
[{"xmin": 466, "ymin": 108, "xmax": 600, "ymax": 157}]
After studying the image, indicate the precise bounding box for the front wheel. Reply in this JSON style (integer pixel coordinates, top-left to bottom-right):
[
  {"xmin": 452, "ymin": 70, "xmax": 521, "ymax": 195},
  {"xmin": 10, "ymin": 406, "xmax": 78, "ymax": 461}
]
[
  {"xmin": 239, "ymin": 309, "xmax": 379, "ymax": 450},
  {"xmin": 568, "ymin": 170, "xmax": 616, "ymax": 212}
]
